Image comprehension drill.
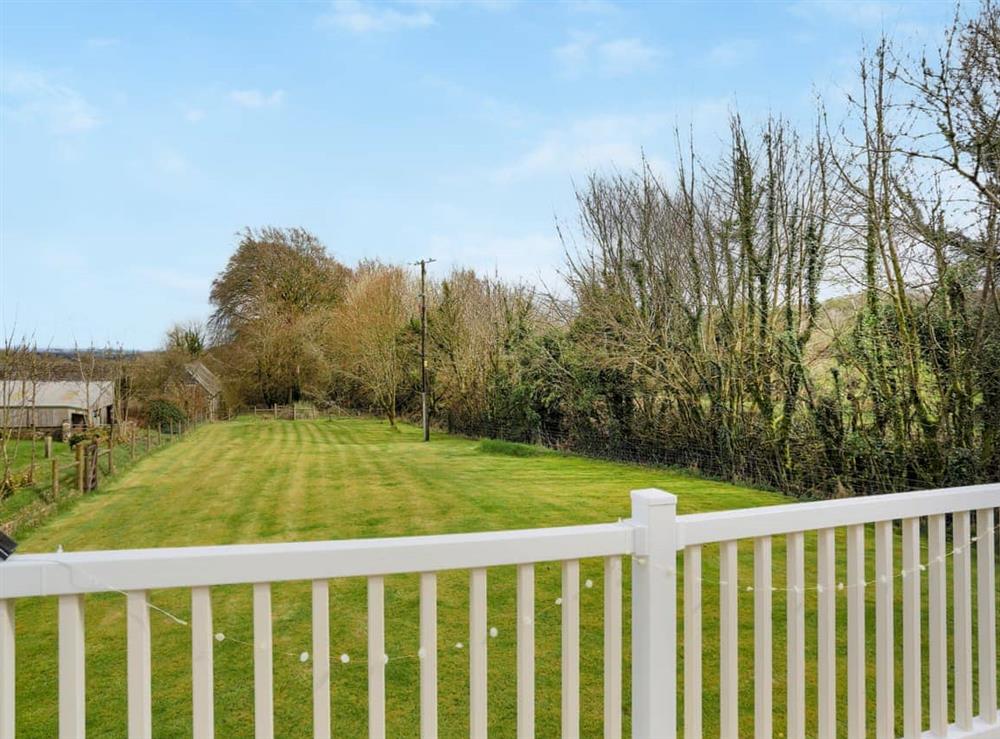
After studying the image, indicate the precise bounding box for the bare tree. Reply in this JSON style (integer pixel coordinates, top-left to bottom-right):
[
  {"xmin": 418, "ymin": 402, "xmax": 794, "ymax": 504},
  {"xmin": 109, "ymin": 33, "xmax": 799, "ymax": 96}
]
[{"xmin": 327, "ymin": 263, "xmax": 415, "ymax": 425}]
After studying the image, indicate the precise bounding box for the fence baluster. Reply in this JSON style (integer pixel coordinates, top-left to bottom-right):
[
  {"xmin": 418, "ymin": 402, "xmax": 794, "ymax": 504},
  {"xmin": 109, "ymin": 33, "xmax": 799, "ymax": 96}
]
[
  {"xmin": 368, "ymin": 576, "xmax": 385, "ymax": 739},
  {"xmin": 253, "ymin": 583, "xmax": 273, "ymax": 739},
  {"xmin": 875, "ymin": 520, "xmax": 895, "ymax": 738},
  {"xmin": 517, "ymin": 563, "xmax": 535, "ymax": 739},
  {"xmin": 902, "ymin": 518, "xmax": 922, "ymax": 738},
  {"xmin": 786, "ymin": 532, "xmax": 805, "ymax": 739},
  {"xmin": 928, "ymin": 514, "xmax": 948, "ymax": 736},
  {"xmin": 0, "ymin": 599, "xmax": 14, "ymax": 739},
  {"xmin": 420, "ymin": 572, "xmax": 438, "ymax": 739},
  {"xmin": 684, "ymin": 545, "xmax": 702, "ymax": 739},
  {"xmin": 846, "ymin": 524, "xmax": 865, "ymax": 739},
  {"xmin": 753, "ymin": 537, "xmax": 771, "ymax": 739},
  {"xmin": 953, "ymin": 511, "xmax": 973, "ymax": 730},
  {"xmin": 127, "ymin": 591, "xmax": 152, "ymax": 738},
  {"xmin": 977, "ymin": 509, "xmax": 997, "ymax": 725},
  {"xmin": 603, "ymin": 556, "xmax": 621, "ymax": 739},
  {"xmin": 817, "ymin": 528, "xmax": 836, "ymax": 739},
  {"xmin": 191, "ymin": 587, "xmax": 214, "ymax": 739},
  {"xmin": 470, "ymin": 568, "xmax": 488, "ymax": 739},
  {"xmin": 58, "ymin": 594, "xmax": 86, "ymax": 739},
  {"xmin": 561, "ymin": 559, "xmax": 580, "ymax": 739},
  {"xmin": 312, "ymin": 580, "xmax": 330, "ymax": 739},
  {"xmin": 720, "ymin": 540, "xmax": 739, "ymax": 739}
]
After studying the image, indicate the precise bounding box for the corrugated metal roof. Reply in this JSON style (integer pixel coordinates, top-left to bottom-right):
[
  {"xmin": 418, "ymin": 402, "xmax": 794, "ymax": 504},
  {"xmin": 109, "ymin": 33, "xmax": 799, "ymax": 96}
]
[
  {"xmin": 0, "ymin": 380, "xmax": 114, "ymax": 410},
  {"xmin": 184, "ymin": 361, "xmax": 221, "ymax": 397}
]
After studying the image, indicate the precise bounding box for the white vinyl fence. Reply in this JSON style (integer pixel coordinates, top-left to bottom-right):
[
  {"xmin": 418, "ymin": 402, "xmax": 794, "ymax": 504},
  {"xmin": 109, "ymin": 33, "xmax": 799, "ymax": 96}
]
[{"xmin": 0, "ymin": 484, "xmax": 998, "ymax": 738}]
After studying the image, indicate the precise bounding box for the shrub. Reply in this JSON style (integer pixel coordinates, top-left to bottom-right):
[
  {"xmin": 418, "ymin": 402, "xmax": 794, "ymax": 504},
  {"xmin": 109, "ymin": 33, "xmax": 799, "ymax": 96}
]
[
  {"xmin": 147, "ymin": 398, "xmax": 187, "ymax": 430},
  {"xmin": 477, "ymin": 439, "xmax": 545, "ymax": 458},
  {"xmin": 68, "ymin": 428, "xmax": 107, "ymax": 449}
]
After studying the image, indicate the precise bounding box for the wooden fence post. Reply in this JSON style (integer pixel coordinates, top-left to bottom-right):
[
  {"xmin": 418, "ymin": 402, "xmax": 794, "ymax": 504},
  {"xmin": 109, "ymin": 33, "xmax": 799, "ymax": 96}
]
[
  {"xmin": 107, "ymin": 434, "xmax": 115, "ymax": 475},
  {"xmin": 44, "ymin": 435, "xmax": 53, "ymax": 459},
  {"xmin": 157, "ymin": 429, "xmax": 162, "ymax": 446},
  {"xmin": 76, "ymin": 445, "xmax": 84, "ymax": 493},
  {"xmin": 85, "ymin": 445, "xmax": 96, "ymax": 492},
  {"xmin": 630, "ymin": 488, "xmax": 677, "ymax": 739},
  {"xmin": 273, "ymin": 404, "xmax": 278, "ymax": 420},
  {"xmin": 51, "ymin": 458, "xmax": 59, "ymax": 498}
]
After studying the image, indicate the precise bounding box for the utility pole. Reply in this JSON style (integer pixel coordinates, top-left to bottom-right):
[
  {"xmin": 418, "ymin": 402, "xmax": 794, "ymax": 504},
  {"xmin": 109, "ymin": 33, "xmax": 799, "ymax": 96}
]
[{"xmin": 413, "ymin": 258, "xmax": 436, "ymax": 442}]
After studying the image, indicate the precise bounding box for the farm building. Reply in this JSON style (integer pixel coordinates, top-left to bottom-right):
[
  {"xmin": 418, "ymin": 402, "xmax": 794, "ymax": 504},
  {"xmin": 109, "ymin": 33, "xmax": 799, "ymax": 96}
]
[
  {"xmin": 180, "ymin": 361, "xmax": 222, "ymax": 420},
  {"xmin": 0, "ymin": 380, "xmax": 114, "ymax": 432}
]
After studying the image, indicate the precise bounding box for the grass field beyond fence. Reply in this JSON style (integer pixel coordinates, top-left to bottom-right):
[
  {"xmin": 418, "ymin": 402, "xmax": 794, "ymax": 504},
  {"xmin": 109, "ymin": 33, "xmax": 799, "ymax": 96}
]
[
  {"xmin": 7, "ymin": 417, "xmax": 996, "ymax": 736},
  {"xmin": 2, "ymin": 425, "xmax": 181, "ymax": 537}
]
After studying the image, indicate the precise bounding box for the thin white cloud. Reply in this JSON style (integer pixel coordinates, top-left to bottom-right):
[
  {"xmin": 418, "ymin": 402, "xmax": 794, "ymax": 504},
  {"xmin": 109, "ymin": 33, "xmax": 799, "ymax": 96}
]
[
  {"xmin": 154, "ymin": 148, "xmax": 191, "ymax": 176},
  {"xmin": 40, "ymin": 249, "xmax": 88, "ymax": 273},
  {"xmin": 707, "ymin": 39, "xmax": 758, "ymax": 67},
  {"xmin": 425, "ymin": 231, "xmax": 564, "ymax": 288},
  {"xmin": 135, "ymin": 267, "xmax": 210, "ymax": 295},
  {"xmin": 184, "ymin": 108, "xmax": 206, "ymax": 123},
  {"xmin": 554, "ymin": 33, "xmax": 662, "ymax": 78},
  {"xmin": 421, "ymin": 75, "xmax": 527, "ymax": 128},
  {"xmin": 229, "ymin": 89, "xmax": 285, "ymax": 108},
  {"xmin": 493, "ymin": 100, "xmax": 731, "ymax": 183},
  {"xmin": 317, "ymin": 0, "xmax": 434, "ymax": 33},
  {"xmin": 599, "ymin": 38, "xmax": 662, "ymax": 76},
  {"xmin": 790, "ymin": 1, "xmax": 900, "ymax": 27},
  {"xmin": 406, "ymin": 0, "xmax": 515, "ymax": 10},
  {"xmin": 563, "ymin": 0, "xmax": 619, "ymax": 14},
  {"xmin": 1, "ymin": 68, "xmax": 101, "ymax": 135},
  {"xmin": 554, "ymin": 32, "xmax": 596, "ymax": 77},
  {"xmin": 493, "ymin": 113, "xmax": 667, "ymax": 182},
  {"xmin": 85, "ymin": 37, "xmax": 120, "ymax": 48}
]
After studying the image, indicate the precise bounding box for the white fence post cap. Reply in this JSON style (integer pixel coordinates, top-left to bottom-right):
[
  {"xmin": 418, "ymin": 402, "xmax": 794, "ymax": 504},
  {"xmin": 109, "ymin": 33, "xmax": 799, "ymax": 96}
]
[{"xmin": 630, "ymin": 488, "xmax": 677, "ymax": 506}]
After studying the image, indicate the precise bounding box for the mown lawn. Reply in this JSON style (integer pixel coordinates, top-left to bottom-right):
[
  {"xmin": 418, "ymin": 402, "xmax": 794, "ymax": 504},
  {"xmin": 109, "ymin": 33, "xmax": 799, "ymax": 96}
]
[{"xmin": 7, "ymin": 418, "xmax": 996, "ymax": 737}]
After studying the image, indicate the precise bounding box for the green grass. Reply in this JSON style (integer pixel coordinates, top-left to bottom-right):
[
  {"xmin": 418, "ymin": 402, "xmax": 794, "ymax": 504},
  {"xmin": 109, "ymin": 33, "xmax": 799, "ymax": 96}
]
[
  {"xmin": 7, "ymin": 418, "xmax": 997, "ymax": 737},
  {"xmin": 1, "ymin": 428, "xmax": 179, "ymax": 536},
  {"xmin": 1, "ymin": 437, "xmax": 75, "ymax": 519},
  {"xmin": 476, "ymin": 438, "xmax": 549, "ymax": 458}
]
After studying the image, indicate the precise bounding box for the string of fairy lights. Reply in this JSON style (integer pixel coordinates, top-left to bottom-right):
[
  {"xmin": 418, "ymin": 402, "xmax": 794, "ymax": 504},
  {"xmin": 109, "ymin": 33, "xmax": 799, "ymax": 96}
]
[
  {"xmin": 17, "ymin": 517, "xmax": 998, "ymax": 672},
  {"xmin": 671, "ymin": 517, "xmax": 1000, "ymax": 595},
  {"xmin": 20, "ymin": 555, "xmax": 603, "ymax": 671}
]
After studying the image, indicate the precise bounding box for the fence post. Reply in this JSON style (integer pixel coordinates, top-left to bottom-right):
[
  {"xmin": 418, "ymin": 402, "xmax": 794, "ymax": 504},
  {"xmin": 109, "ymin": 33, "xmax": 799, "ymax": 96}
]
[
  {"xmin": 107, "ymin": 433, "xmax": 114, "ymax": 475},
  {"xmin": 630, "ymin": 488, "xmax": 677, "ymax": 739},
  {"xmin": 51, "ymin": 459, "xmax": 59, "ymax": 498},
  {"xmin": 76, "ymin": 445, "xmax": 84, "ymax": 493},
  {"xmin": 86, "ymin": 445, "xmax": 96, "ymax": 492},
  {"xmin": 44, "ymin": 435, "xmax": 52, "ymax": 459}
]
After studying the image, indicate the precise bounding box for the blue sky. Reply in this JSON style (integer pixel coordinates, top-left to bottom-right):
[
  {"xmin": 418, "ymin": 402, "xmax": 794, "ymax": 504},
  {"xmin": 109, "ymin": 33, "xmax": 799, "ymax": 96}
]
[{"xmin": 1, "ymin": 0, "xmax": 960, "ymax": 349}]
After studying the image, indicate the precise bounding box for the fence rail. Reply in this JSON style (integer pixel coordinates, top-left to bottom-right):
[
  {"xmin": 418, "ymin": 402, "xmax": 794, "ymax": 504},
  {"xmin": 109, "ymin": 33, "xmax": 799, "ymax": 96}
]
[
  {"xmin": 0, "ymin": 485, "xmax": 998, "ymax": 738},
  {"xmin": 251, "ymin": 404, "xmax": 319, "ymax": 421}
]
